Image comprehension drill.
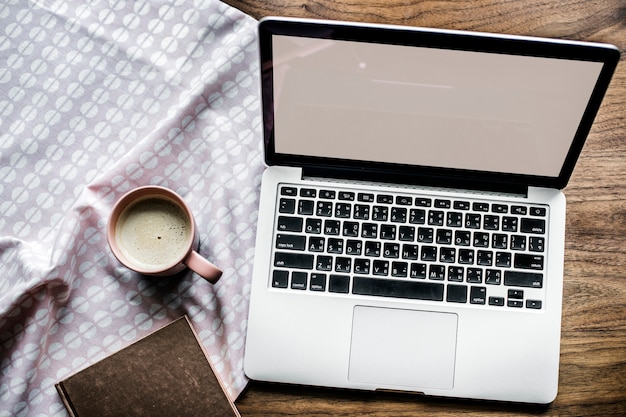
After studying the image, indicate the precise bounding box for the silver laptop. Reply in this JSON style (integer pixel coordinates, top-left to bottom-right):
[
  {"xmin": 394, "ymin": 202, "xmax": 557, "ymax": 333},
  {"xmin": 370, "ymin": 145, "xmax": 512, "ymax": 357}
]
[{"xmin": 244, "ymin": 17, "xmax": 619, "ymax": 404}]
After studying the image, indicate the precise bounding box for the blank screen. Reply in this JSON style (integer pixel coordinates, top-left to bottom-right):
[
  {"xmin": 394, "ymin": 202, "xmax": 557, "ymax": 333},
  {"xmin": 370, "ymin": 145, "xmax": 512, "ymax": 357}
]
[{"xmin": 272, "ymin": 35, "xmax": 603, "ymax": 177}]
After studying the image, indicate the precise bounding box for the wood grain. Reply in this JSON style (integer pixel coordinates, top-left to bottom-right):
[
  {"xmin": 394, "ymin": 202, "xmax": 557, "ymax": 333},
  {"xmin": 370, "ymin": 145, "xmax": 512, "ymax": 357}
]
[{"xmin": 227, "ymin": 0, "xmax": 626, "ymax": 415}]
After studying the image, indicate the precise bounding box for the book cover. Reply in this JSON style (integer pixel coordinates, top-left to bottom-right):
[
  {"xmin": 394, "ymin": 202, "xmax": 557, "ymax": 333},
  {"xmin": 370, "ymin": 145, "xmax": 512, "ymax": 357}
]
[{"xmin": 55, "ymin": 316, "xmax": 240, "ymax": 417}]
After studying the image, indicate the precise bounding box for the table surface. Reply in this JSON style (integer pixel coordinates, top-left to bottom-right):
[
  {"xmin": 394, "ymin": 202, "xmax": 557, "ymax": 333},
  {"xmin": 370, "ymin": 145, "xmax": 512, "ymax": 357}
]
[{"xmin": 227, "ymin": 0, "xmax": 626, "ymax": 415}]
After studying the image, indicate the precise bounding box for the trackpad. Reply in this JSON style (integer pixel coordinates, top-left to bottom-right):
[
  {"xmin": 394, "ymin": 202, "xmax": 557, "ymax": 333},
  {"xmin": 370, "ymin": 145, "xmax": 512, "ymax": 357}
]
[{"xmin": 348, "ymin": 306, "xmax": 458, "ymax": 390}]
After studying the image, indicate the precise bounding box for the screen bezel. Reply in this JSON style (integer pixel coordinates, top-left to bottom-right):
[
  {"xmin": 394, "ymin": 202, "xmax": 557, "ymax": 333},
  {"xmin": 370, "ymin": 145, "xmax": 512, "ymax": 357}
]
[{"xmin": 259, "ymin": 18, "xmax": 619, "ymax": 192}]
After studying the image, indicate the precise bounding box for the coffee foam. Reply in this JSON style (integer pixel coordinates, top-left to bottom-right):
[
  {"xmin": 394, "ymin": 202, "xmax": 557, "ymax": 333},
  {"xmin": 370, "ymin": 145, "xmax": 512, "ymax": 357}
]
[{"xmin": 115, "ymin": 197, "xmax": 192, "ymax": 270}]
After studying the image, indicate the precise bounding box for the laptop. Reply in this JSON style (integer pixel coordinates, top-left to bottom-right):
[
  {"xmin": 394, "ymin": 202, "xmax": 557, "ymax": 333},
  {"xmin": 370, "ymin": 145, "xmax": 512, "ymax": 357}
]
[{"xmin": 244, "ymin": 17, "xmax": 619, "ymax": 404}]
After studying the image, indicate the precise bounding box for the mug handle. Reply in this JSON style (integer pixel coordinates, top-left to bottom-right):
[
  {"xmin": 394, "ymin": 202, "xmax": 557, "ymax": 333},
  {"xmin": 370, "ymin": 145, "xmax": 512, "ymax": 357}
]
[{"xmin": 186, "ymin": 251, "xmax": 223, "ymax": 284}]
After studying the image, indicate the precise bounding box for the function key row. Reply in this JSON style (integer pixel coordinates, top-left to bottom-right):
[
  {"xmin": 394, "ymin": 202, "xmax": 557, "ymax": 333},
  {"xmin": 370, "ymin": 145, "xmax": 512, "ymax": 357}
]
[{"xmin": 280, "ymin": 186, "xmax": 547, "ymax": 217}]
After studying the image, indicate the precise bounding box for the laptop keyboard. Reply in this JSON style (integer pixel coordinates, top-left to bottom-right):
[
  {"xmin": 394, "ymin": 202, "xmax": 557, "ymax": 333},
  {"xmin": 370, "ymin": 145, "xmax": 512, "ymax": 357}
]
[{"xmin": 270, "ymin": 184, "xmax": 548, "ymax": 310}]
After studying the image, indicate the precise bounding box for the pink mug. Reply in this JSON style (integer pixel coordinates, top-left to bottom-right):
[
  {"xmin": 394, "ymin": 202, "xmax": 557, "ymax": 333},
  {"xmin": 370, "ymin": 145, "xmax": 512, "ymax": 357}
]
[{"xmin": 107, "ymin": 186, "xmax": 222, "ymax": 283}]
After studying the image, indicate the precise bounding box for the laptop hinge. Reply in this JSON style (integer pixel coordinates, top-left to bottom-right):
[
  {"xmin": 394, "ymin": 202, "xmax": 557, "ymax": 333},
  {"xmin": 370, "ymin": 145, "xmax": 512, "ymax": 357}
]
[{"xmin": 302, "ymin": 166, "xmax": 529, "ymax": 198}]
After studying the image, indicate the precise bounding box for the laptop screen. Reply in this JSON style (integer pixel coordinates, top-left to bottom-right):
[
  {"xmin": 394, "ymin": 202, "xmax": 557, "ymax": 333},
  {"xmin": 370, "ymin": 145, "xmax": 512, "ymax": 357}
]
[{"xmin": 260, "ymin": 19, "xmax": 619, "ymax": 190}]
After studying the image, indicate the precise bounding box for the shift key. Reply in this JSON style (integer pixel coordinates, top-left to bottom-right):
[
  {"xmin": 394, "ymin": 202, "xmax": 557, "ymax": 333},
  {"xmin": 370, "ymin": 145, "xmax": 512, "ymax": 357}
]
[{"xmin": 274, "ymin": 252, "xmax": 314, "ymax": 269}]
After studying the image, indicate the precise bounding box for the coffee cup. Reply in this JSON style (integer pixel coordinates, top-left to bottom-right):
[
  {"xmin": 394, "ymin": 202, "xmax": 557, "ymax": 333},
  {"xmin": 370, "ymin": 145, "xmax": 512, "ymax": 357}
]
[{"xmin": 107, "ymin": 186, "xmax": 222, "ymax": 283}]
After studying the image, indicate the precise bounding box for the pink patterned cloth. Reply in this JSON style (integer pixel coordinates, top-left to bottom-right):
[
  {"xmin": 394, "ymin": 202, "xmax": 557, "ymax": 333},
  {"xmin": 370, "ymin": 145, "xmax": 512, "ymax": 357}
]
[{"xmin": 0, "ymin": 1, "xmax": 263, "ymax": 415}]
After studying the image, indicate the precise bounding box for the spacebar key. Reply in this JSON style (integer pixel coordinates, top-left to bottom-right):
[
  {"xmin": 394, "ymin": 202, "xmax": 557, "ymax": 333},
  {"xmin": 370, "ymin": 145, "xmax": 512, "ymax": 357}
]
[
  {"xmin": 274, "ymin": 252, "xmax": 314, "ymax": 269},
  {"xmin": 353, "ymin": 277, "xmax": 444, "ymax": 301}
]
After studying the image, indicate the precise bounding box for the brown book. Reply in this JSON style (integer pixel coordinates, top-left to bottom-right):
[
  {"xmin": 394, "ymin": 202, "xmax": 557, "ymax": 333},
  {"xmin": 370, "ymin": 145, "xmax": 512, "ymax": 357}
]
[{"xmin": 55, "ymin": 316, "xmax": 240, "ymax": 417}]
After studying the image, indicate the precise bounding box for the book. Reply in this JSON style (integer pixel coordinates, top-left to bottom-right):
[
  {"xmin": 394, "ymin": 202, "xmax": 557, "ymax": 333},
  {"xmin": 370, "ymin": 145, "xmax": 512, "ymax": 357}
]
[{"xmin": 55, "ymin": 316, "xmax": 240, "ymax": 416}]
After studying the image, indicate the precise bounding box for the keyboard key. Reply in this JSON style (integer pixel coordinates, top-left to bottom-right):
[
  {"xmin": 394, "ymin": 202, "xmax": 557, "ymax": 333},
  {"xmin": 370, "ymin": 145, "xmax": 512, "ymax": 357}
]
[
  {"xmin": 300, "ymin": 188, "xmax": 316, "ymax": 198},
  {"xmin": 291, "ymin": 272, "xmax": 307, "ymax": 290},
  {"xmin": 435, "ymin": 199, "xmax": 451, "ymax": 209},
  {"xmin": 305, "ymin": 218, "xmax": 322, "ymax": 234},
  {"xmin": 345, "ymin": 239, "xmax": 362, "ymax": 256},
  {"xmin": 429, "ymin": 265, "xmax": 446, "ymax": 280},
  {"xmin": 511, "ymin": 235, "xmax": 527, "ymax": 251},
  {"xmin": 492, "ymin": 204, "xmax": 508, "ymax": 213},
  {"xmin": 511, "ymin": 205, "xmax": 527, "ymax": 215},
  {"xmin": 485, "ymin": 269, "xmax": 502, "ymax": 285},
  {"xmin": 529, "ymin": 236, "xmax": 545, "ymax": 252},
  {"xmin": 308, "ymin": 237, "xmax": 325, "ymax": 252},
  {"xmin": 335, "ymin": 202, "xmax": 351, "ymax": 218},
  {"xmin": 391, "ymin": 207, "xmax": 407, "ymax": 223},
  {"xmin": 329, "ymin": 275, "xmax": 350, "ymax": 293},
  {"xmin": 361, "ymin": 223, "xmax": 378, "ymax": 238},
  {"xmin": 489, "ymin": 296, "xmax": 505, "ymax": 306},
  {"xmin": 526, "ymin": 299, "xmax": 542, "ymax": 309},
  {"xmin": 280, "ymin": 187, "xmax": 297, "ymax": 196},
  {"xmin": 365, "ymin": 241, "xmax": 381, "ymax": 257},
  {"xmin": 352, "ymin": 277, "xmax": 444, "ymax": 301},
  {"xmin": 484, "ymin": 215, "xmax": 499, "ymax": 230},
  {"xmin": 324, "ymin": 220, "xmax": 340, "ymax": 236},
  {"xmin": 421, "ymin": 246, "xmax": 437, "ymax": 261},
  {"xmin": 298, "ymin": 200, "xmax": 315, "ymax": 215},
  {"xmin": 373, "ymin": 260, "xmax": 389, "ymax": 275},
  {"xmin": 477, "ymin": 250, "xmax": 493, "ymax": 266},
  {"xmin": 521, "ymin": 218, "xmax": 546, "ymax": 234},
  {"xmin": 436, "ymin": 229, "xmax": 453, "ymax": 245},
  {"xmin": 447, "ymin": 212, "xmax": 463, "ymax": 227},
  {"xmin": 276, "ymin": 234, "xmax": 306, "ymax": 250},
  {"xmin": 338, "ymin": 191, "xmax": 355, "ymax": 201},
  {"xmin": 334, "ymin": 257, "xmax": 351, "ymax": 273},
  {"xmin": 453, "ymin": 201, "xmax": 470, "ymax": 210},
  {"xmin": 357, "ymin": 193, "xmax": 375, "ymax": 202},
  {"xmin": 319, "ymin": 190, "xmax": 336, "ymax": 199},
  {"xmin": 342, "ymin": 221, "xmax": 359, "ymax": 237},
  {"xmin": 415, "ymin": 197, "xmax": 432, "ymax": 207},
  {"xmin": 380, "ymin": 224, "xmax": 396, "ymax": 240},
  {"xmin": 467, "ymin": 268, "xmax": 483, "ymax": 283},
  {"xmin": 354, "ymin": 204, "xmax": 370, "ymax": 220},
  {"xmin": 383, "ymin": 242, "xmax": 400, "ymax": 258},
  {"xmin": 274, "ymin": 252, "xmax": 314, "ymax": 269},
  {"xmin": 504, "ymin": 271, "xmax": 543, "ymax": 288},
  {"xmin": 372, "ymin": 206, "xmax": 388, "ymax": 221},
  {"xmin": 440, "ymin": 247, "xmax": 456, "ymax": 263},
  {"xmin": 398, "ymin": 226, "xmax": 415, "ymax": 241},
  {"xmin": 391, "ymin": 261, "xmax": 408, "ymax": 277},
  {"xmin": 277, "ymin": 216, "xmax": 303, "ymax": 232},
  {"xmin": 492, "ymin": 234, "xmax": 507, "ymax": 249},
  {"xmin": 409, "ymin": 208, "xmax": 426, "ymax": 224},
  {"xmin": 410, "ymin": 263, "xmax": 427, "ymax": 279},
  {"xmin": 447, "ymin": 284, "xmax": 468, "ymax": 303},
  {"xmin": 473, "ymin": 202, "xmax": 489, "ymax": 212},
  {"xmin": 428, "ymin": 210, "xmax": 445, "ymax": 226},
  {"xmin": 514, "ymin": 254, "xmax": 544, "ymax": 270},
  {"xmin": 377, "ymin": 194, "xmax": 394, "ymax": 204},
  {"xmin": 396, "ymin": 195, "xmax": 412, "ymax": 205},
  {"xmin": 326, "ymin": 238, "xmax": 343, "ymax": 254},
  {"xmin": 402, "ymin": 244, "xmax": 419, "ymax": 260},
  {"xmin": 310, "ymin": 273, "xmax": 327, "ymax": 291},
  {"xmin": 502, "ymin": 216, "xmax": 518, "ymax": 232},
  {"xmin": 279, "ymin": 198, "xmax": 296, "ymax": 213},
  {"xmin": 496, "ymin": 252, "xmax": 512, "ymax": 267},
  {"xmin": 316, "ymin": 255, "xmax": 333, "ymax": 271},
  {"xmin": 354, "ymin": 259, "xmax": 371, "ymax": 274},
  {"xmin": 448, "ymin": 266, "xmax": 464, "ymax": 282},
  {"xmin": 417, "ymin": 227, "xmax": 434, "ymax": 243},
  {"xmin": 465, "ymin": 213, "xmax": 481, "ymax": 229},
  {"xmin": 530, "ymin": 207, "xmax": 547, "ymax": 216},
  {"xmin": 470, "ymin": 286, "xmax": 486, "ymax": 304},
  {"xmin": 272, "ymin": 270, "xmax": 289, "ymax": 288},
  {"xmin": 316, "ymin": 201, "xmax": 333, "ymax": 217},
  {"xmin": 458, "ymin": 249, "xmax": 474, "ymax": 264}
]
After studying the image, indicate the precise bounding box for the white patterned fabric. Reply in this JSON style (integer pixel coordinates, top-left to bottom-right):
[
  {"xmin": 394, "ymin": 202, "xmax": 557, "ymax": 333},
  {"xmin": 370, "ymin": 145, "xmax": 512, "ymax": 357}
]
[{"xmin": 0, "ymin": 1, "xmax": 263, "ymax": 415}]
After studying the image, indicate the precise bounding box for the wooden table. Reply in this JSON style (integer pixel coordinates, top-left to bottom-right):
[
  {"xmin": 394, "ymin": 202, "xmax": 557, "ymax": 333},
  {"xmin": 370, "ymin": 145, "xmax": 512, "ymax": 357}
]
[{"xmin": 227, "ymin": 1, "xmax": 626, "ymax": 415}]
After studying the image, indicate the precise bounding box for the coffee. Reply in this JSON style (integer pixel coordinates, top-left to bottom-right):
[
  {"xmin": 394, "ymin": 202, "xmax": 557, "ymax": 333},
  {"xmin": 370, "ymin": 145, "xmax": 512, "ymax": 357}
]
[{"xmin": 115, "ymin": 197, "xmax": 192, "ymax": 270}]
